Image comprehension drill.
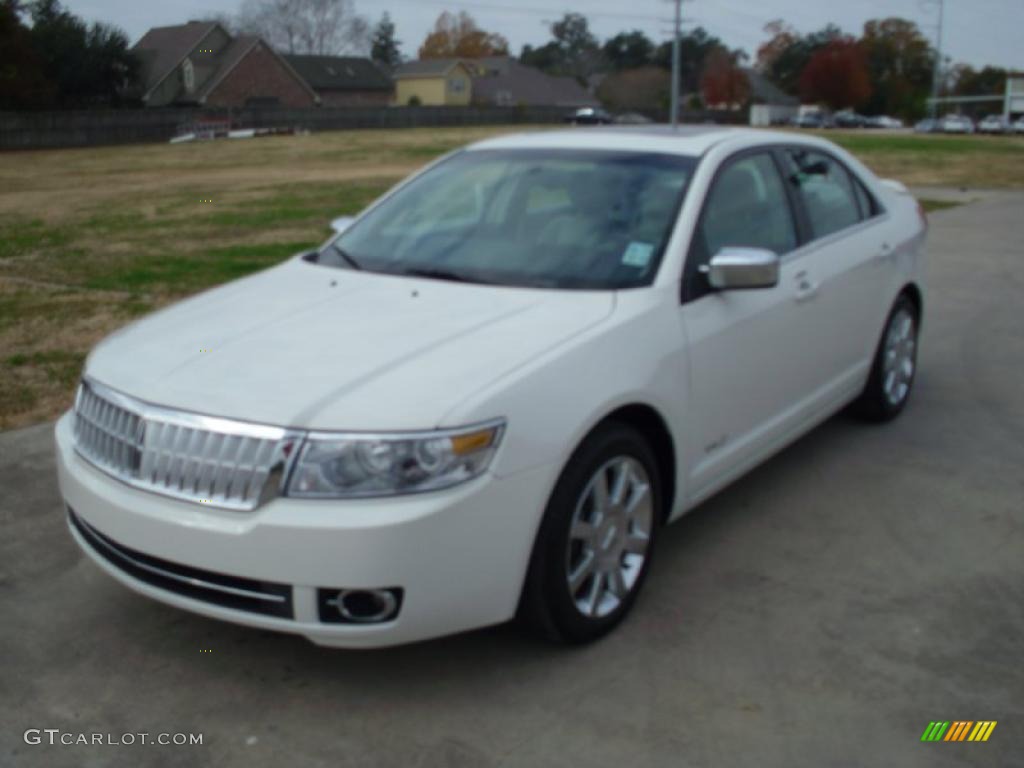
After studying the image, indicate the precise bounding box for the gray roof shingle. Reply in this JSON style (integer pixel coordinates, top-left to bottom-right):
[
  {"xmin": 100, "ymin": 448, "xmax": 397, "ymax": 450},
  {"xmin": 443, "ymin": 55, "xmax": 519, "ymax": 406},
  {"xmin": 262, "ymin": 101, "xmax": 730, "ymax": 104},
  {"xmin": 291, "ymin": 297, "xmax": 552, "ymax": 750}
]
[
  {"xmin": 744, "ymin": 68, "xmax": 798, "ymax": 106},
  {"xmin": 394, "ymin": 59, "xmax": 467, "ymax": 78},
  {"xmin": 133, "ymin": 21, "xmax": 220, "ymax": 94},
  {"xmin": 284, "ymin": 55, "xmax": 392, "ymax": 92},
  {"xmin": 471, "ymin": 58, "xmax": 598, "ymax": 108}
]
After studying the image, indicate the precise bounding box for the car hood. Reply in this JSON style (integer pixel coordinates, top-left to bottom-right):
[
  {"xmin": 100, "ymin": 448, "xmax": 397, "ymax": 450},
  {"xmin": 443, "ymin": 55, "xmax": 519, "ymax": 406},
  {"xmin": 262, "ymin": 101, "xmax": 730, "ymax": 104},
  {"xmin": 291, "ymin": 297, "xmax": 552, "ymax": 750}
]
[{"xmin": 85, "ymin": 258, "xmax": 615, "ymax": 430}]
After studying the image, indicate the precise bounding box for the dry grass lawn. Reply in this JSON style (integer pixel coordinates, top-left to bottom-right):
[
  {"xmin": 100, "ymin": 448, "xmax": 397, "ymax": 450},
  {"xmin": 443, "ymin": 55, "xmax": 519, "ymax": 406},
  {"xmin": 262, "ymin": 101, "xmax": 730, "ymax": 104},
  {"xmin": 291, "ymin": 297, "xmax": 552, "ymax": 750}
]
[{"xmin": 2, "ymin": 125, "xmax": 1022, "ymax": 429}]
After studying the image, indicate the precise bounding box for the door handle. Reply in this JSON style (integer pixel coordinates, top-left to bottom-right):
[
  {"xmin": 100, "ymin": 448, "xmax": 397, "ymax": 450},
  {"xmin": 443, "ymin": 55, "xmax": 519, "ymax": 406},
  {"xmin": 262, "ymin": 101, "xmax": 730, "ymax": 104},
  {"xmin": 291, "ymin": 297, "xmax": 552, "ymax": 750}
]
[
  {"xmin": 794, "ymin": 270, "xmax": 818, "ymax": 302},
  {"xmin": 877, "ymin": 242, "xmax": 895, "ymax": 261}
]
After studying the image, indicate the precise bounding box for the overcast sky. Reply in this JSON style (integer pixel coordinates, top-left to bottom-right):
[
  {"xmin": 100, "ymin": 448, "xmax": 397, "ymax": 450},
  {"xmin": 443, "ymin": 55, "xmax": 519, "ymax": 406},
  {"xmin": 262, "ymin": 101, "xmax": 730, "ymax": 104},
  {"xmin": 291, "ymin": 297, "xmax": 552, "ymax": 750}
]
[{"xmin": 68, "ymin": 0, "xmax": 1022, "ymax": 70}]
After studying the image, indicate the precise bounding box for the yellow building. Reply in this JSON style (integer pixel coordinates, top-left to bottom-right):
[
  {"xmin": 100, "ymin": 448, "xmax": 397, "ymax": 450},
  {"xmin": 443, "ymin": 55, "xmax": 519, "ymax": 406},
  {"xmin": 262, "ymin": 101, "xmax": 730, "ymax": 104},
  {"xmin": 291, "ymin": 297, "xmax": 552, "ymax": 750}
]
[{"xmin": 394, "ymin": 60, "xmax": 473, "ymax": 106}]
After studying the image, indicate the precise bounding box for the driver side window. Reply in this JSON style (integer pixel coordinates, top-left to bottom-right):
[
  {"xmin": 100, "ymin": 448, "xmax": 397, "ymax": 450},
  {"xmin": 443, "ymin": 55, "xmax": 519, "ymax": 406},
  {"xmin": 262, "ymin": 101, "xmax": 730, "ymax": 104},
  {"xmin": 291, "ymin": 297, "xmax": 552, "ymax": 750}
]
[{"xmin": 697, "ymin": 152, "xmax": 797, "ymax": 262}]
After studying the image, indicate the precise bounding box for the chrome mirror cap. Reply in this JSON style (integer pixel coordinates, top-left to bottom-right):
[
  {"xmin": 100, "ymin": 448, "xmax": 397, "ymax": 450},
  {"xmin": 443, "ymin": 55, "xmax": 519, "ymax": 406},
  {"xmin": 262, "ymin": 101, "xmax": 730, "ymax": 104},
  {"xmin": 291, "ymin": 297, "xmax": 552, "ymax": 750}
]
[
  {"xmin": 330, "ymin": 216, "xmax": 355, "ymax": 235},
  {"xmin": 701, "ymin": 247, "xmax": 780, "ymax": 291}
]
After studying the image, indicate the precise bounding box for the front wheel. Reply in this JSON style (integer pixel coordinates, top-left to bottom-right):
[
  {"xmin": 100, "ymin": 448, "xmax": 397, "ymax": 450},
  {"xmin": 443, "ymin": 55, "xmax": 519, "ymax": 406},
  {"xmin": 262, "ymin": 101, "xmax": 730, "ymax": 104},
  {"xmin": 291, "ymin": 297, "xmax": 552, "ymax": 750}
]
[
  {"xmin": 854, "ymin": 295, "xmax": 919, "ymax": 421},
  {"xmin": 519, "ymin": 422, "xmax": 660, "ymax": 643}
]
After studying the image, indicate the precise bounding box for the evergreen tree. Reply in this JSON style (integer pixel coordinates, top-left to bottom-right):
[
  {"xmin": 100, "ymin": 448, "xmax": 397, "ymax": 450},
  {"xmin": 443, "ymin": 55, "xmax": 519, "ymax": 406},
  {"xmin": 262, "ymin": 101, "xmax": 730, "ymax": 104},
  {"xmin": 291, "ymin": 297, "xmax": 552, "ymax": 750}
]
[{"xmin": 370, "ymin": 12, "xmax": 401, "ymax": 71}]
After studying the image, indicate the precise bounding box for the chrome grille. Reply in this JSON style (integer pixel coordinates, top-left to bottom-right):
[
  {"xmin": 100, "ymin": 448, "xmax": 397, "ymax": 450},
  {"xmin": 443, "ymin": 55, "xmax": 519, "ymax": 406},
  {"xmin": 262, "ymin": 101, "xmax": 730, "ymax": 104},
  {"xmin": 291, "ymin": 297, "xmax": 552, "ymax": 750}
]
[{"xmin": 73, "ymin": 379, "xmax": 301, "ymax": 511}]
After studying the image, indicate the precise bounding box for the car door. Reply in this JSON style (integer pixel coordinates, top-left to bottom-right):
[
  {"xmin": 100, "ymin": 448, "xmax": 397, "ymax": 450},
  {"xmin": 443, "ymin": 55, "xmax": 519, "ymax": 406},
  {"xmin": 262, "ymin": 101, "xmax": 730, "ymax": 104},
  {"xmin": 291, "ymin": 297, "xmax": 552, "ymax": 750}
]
[
  {"xmin": 680, "ymin": 149, "xmax": 822, "ymax": 501},
  {"xmin": 779, "ymin": 147, "xmax": 893, "ymax": 402}
]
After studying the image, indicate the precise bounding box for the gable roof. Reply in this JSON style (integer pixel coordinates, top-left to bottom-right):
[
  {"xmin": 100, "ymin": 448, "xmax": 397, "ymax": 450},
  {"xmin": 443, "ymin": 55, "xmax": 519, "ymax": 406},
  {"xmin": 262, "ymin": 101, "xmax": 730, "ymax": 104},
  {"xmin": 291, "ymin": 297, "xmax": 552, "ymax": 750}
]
[
  {"xmin": 467, "ymin": 56, "xmax": 514, "ymax": 76},
  {"xmin": 744, "ymin": 69, "xmax": 798, "ymax": 106},
  {"xmin": 193, "ymin": 37, "xmax": 319, "ymax": 104},
  {"xmin": 133, "ymin": 20, "xmax": 221, "ymax": 96},
  {"xmin": 132, "ymin": 22, "xmax": 318, "ymax": 105},
  {"xmin": 284, "ymin": 55, "xmax": 392, "ymax": 92},
  {"xmin": 192, "ymin": 36, "xmax": 259, "ymax": 100},
  {"xmin": 394, "ymin": 59, "xmax": 469, "ymax": 79},
  {"xmin": 471, "ymin": 59, "xmax": 598, "ymax": 108}
]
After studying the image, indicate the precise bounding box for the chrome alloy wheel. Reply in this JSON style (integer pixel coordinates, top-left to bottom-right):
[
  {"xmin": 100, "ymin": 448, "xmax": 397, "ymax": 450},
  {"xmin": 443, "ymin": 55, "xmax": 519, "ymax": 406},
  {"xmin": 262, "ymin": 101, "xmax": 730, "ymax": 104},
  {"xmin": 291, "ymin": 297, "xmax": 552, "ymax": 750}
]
[
  {"xmin": 882, "ymin": 307, "xmax": 917, "ymax": 406},
  {"xmin": 565, "ymin": 456, "xmax": 654, "ymax": 618}
]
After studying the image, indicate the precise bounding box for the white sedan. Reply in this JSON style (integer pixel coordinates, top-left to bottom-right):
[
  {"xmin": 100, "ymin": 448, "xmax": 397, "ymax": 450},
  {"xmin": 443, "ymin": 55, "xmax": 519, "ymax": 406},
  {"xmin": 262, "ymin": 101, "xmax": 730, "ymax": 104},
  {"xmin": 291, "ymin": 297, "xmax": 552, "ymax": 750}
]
[{"xmin": 57, "ymin": 127, "xmax": 927, "ymax": 647}]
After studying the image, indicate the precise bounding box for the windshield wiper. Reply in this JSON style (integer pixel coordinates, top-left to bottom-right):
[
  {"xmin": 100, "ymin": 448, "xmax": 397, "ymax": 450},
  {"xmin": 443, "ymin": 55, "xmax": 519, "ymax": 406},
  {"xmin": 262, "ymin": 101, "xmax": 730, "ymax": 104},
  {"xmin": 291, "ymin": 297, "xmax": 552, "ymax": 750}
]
[
  {"xmin": 399, "ymin": 267, "xmax": 492, "ymax": 284},
  {"xmin": 331, "ymin": 243, "xmax": 362, "ymax": 271}
]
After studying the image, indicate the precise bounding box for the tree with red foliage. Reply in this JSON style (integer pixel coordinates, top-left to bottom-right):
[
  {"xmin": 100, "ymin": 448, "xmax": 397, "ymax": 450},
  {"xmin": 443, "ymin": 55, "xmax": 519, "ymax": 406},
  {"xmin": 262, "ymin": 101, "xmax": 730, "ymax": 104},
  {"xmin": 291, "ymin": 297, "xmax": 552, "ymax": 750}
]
[
  {"xmin": 700, "ymin": 48, "xmax": 749, "ymax": 107},
  {"xmin": 800, "ymin": 38, "xmax": 871, "ymax": 110}
]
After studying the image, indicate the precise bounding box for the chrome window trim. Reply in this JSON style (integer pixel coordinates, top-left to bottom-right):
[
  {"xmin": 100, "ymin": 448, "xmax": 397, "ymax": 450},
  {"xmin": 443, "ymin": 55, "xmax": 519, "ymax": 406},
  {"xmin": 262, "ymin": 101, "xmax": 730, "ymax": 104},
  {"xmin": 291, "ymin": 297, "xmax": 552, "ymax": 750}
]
[{"xmin": 779, "ymin": 210, "xmax": 893, "ymax": 266}]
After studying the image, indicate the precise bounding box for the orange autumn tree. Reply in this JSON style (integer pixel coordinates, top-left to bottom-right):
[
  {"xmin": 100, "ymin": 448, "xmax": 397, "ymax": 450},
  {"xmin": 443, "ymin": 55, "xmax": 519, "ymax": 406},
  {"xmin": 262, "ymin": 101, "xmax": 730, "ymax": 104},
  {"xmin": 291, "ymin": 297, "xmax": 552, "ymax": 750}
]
[
  {"xmin": 418, "ymin": 11, "xmax": 509, "ymax": 59},
  {"xmin": 799, "ymin": 38, "xmax": 872, "ymax": 111}
]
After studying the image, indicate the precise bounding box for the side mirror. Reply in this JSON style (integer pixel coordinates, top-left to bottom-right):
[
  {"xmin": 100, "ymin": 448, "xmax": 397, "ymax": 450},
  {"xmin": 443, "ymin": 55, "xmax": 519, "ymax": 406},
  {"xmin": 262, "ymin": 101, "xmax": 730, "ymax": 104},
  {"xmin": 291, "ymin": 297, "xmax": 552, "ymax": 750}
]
[
  {"xmin": 330, "ymin": 216, "xmax": 355, "ymax": 235},
  {"xmin": 700, "ymin": 247, "xmax": 780, "ymax": 290}
]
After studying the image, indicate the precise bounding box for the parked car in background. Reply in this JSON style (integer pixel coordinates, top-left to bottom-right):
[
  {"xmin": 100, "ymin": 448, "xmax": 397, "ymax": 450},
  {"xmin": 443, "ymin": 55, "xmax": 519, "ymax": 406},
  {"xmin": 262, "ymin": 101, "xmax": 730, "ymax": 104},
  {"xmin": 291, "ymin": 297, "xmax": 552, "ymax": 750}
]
[
  {"xmin": 978, "ymin": 114, "xmax": 1012, "ymax": 134},
  {"xmin": 914, "ymin": 118, "xmax": 938, "ymax": 134},
  {"xmin": 1014, "ymin": 116, "xmax": 1024, "ymax": 134},
  {"xmin": 613, "ymin": 112, "xmax": 654, "ymax": 125},
  {"xmin": 567, "ymin": 107, "xmax": 613, "ymax": 125},
  {"xmin": 57, "ymin": 127, "xmax": 928, "ymax": 648},
  {"xmin": 940, "ymin": 114, "xmax": 975, "ymax": 134},
  {"xmin": 834, "ymin": 111, "xmax": 866, "ymax": 128},
  {"xmin": 865, "ymin": 115, "xmax": 904, "ymax": 129},
  {"xmin": 793, "ymin": 112, "xmax": 834, "ymax": 129}
]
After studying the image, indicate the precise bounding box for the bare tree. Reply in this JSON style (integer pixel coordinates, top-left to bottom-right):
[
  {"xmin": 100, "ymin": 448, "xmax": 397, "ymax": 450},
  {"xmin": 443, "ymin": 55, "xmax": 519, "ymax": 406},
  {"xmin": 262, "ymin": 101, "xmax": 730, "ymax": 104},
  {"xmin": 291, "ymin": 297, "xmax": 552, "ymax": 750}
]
[{"xmin": 237, "ymin": 0, "xmax": 369, "ymax": 55}]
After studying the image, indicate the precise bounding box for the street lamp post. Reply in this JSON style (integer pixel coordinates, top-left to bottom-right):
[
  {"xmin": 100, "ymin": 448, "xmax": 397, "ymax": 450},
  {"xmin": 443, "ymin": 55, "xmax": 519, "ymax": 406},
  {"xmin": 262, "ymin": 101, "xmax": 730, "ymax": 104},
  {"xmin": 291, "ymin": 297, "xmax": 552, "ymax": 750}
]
[
  {"xmin": 670, "ymin": 0, "xmax": 681, "ymax": 127},
  {"xmin": 928, "ymin": 0, "xmax": 946, "ymax": 120}
]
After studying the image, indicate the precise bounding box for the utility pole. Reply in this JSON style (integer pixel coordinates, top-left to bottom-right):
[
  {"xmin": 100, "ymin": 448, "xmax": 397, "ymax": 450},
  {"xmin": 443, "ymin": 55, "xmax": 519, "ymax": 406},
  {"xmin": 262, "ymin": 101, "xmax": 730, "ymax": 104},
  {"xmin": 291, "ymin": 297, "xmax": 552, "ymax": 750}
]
[
  {"xmin": 928, "ymin": 0, "xmax": 946, "ymax": 119},
  {"xmin": 670, "ymin": 0, "xmax": 682, "ymax": 128}
]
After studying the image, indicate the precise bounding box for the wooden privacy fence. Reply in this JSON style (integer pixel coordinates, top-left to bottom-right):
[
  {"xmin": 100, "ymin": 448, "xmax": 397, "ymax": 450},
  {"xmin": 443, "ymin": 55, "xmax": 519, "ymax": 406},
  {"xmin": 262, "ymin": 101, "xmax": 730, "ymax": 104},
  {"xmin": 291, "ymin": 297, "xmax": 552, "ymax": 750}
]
[{"xmin": 0, "ymin": 105, "xmax": 572, "ymax": 150}]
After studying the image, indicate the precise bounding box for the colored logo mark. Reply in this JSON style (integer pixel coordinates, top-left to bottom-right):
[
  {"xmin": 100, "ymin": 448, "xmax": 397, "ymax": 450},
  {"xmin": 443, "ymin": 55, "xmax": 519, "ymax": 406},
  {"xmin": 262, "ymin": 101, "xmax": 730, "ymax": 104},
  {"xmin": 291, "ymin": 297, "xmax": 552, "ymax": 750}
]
[{"xmin": 921, "ymin": 721, "xmax": 997, "ymax": 742}]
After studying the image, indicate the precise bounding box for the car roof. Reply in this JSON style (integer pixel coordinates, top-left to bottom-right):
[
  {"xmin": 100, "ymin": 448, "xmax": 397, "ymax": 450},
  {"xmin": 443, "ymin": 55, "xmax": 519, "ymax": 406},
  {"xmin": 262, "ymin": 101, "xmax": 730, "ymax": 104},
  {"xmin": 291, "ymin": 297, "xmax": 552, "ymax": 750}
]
[{"xmin": 467, "ymin": 125, "xmax": 794, "ymax": 157}]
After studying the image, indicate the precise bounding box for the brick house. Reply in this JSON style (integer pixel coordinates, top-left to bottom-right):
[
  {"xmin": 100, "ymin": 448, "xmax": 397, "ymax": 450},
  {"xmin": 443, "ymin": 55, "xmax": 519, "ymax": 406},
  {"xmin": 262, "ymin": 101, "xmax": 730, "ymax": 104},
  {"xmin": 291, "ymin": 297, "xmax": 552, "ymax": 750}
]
[
  {"xmin": 283, "ymin": 55, "xmax": 393, "ymax": 107},
  {"xmin": 133, "ymin": 21, "xmax": 317, "ymax": 108}
]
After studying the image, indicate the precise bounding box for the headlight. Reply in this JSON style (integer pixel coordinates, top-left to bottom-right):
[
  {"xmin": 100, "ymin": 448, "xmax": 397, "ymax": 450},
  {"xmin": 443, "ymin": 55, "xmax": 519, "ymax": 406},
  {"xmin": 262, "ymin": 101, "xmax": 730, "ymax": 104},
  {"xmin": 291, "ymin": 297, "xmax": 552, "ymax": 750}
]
[{"xmin": 285, "ymin": 420, "xmax": 505, "ymax": 498}]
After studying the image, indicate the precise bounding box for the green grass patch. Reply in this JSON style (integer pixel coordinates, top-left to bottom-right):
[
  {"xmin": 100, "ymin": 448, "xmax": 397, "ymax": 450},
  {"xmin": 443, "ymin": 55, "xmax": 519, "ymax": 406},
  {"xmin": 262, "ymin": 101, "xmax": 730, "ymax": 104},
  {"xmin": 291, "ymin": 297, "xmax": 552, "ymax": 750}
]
[
  {"xmin": 0, "ymin": 218, "xmax": 73, "ymax": 260},
  {"xmin": 82, "ymin": 240, "xmax": 317, "ymax": 293},
  {"xmin": 829, "ymin": 133, "xmax": 1024, "ymax": 157},
  {"xmin": 0, "ymin": 378, "xmax": 38, "ymax": 419},
  {"xmin": 396, "ymin": 143, "xmax": 463, "ymax": 159},
  {"xmin": 4, "ymin": 349, "xmax": 86, "ymax": 387},
  {"xmin": 0, "ymin": 179, "xmax": 396, "ymax": 292},
  {"xmin": 919, "ymin": 199, "xmax": 965, "ymax": 213},
  {"xmin": 204, "ymin": 180, "xmax": 392, "ymax": 229},
  {"xmin": 0, "ymin": 289, "xmax": 81, "ymax": 332}
]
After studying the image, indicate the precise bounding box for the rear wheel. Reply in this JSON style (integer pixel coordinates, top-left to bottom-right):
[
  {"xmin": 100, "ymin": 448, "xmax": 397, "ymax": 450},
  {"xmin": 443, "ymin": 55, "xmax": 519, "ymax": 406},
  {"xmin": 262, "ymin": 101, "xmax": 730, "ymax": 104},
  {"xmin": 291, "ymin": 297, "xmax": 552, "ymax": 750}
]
[
  {"xmin": 519, "ymin": 422, "xmax": 659, "ymax": 643},
  {"xmin": 855, "ymin": 295, "xmax": 919, "ymax": 421}
]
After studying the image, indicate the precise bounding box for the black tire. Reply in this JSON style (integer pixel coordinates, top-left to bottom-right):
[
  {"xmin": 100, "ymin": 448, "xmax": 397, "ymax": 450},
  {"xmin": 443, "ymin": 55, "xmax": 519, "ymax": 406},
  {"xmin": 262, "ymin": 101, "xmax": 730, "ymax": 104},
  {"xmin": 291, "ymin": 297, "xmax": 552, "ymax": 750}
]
[
  {"xmin": 518, "ymin": 421, "xmax": 661, "ymax": 644},
  {"xmin": 854, "ymin": 294, "xmax": 919, "ymax": 422}
]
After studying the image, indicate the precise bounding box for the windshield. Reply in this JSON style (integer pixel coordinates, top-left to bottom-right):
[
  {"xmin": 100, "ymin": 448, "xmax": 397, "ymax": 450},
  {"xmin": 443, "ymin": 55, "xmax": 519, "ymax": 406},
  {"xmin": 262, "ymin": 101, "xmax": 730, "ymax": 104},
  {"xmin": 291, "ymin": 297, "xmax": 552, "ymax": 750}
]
[{"xmin": 318, "ymin": 148, "xmax": 697, "ymax": 289}]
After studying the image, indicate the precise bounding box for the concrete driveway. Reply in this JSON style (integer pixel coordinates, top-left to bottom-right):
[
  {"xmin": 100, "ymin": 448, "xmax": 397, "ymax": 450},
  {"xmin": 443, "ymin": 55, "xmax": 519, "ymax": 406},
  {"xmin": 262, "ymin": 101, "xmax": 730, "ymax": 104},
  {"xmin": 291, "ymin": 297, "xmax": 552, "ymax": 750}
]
[{"xmin": 2, "ymin": 193, "xmax": 1022, "ymax": 768}]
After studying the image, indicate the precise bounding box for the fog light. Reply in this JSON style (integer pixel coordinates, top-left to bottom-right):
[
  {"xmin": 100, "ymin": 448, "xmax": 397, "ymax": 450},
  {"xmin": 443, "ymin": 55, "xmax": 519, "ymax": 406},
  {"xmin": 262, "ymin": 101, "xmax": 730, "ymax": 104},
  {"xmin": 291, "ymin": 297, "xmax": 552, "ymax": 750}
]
[{"xmin": 318, "ymin": 587, "xmax": 402, "ymax": 624}]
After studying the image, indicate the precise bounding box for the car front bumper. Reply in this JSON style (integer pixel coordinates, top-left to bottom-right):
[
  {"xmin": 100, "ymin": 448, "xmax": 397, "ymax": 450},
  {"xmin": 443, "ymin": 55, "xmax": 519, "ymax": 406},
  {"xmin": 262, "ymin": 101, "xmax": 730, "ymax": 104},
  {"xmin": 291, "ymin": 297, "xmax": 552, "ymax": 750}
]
[{"xmin": 55, "ymin": 413, "xmax": 552, "ymax": 648}]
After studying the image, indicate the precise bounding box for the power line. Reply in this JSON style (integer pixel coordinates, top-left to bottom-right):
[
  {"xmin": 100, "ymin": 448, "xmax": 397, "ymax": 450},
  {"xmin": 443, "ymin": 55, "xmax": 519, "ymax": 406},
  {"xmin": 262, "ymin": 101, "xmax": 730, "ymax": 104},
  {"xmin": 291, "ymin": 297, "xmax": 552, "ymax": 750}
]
[
  {"xmin": 669, "ymin": 0, "xmax": 681, "ymax": 127},
  {"xmin": 923, "ymin": 0, "xmax": 946, "ymax": 118},
  {"xmin": 380, "ymin": 0, "xmax": 673, "ymax": 24}
]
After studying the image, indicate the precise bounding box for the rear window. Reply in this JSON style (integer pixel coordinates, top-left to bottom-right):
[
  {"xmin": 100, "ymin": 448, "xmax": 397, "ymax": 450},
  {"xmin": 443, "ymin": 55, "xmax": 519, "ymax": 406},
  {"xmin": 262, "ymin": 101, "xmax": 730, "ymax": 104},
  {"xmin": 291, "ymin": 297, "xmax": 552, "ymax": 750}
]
[{"xmin": 784, "ymin": 149, "xmax": 863, "ymax": 240}]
